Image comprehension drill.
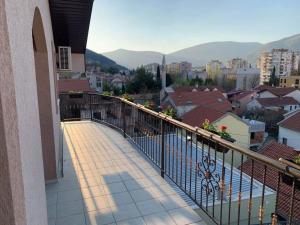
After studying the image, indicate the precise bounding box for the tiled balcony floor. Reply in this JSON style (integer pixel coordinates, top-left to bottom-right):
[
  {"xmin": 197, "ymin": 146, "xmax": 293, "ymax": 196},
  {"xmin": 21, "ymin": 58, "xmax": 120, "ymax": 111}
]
[{"xmin": 46, "ymin": 121, "xmax": 206, "ymax": 225}]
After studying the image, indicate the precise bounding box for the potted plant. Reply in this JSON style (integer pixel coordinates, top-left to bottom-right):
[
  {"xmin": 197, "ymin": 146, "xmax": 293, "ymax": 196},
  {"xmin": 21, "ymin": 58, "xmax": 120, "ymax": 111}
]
[
  {"xmin": 102, "ymin": 91, "xmax": 112, "ymax": 100},
  {"xmin": 281, "ymin": 155, "xmax": 300, "ymax": 190},
  {"xmin": 198, "ymin": 120, "xmax": 235, "ymax": 153}
]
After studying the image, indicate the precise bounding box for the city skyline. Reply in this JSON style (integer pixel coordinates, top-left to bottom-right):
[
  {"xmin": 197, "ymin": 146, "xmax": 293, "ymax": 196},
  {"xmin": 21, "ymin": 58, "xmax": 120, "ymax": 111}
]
[{"xmin": 87, "ymin": 0, "xmax": 300, "ymax": 54}]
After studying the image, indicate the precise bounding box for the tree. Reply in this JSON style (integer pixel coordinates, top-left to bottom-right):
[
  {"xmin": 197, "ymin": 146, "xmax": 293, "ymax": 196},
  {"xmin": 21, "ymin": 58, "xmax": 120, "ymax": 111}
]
[
  {"xmin": 189, "ymin": 76, "xmax": 203, "ymax": 86},
  {"xmin": 166, "ymin": 73, "xmax": 173, "ymax": 86},
  {"xmin": 102, "ymin": 80, "xmax": 111, "ymax": 92},
  {"xmin": 156, "ymin": 65, "xmax": 161, "ymax": 82},
  {"xmin": 269, "ymin": 66, "xmax": 279, "ymax": 86}
]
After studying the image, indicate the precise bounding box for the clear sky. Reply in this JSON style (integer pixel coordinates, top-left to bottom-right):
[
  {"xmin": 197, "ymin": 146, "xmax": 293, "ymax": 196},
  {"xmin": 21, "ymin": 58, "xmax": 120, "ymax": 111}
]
[{"xmin": 87, "ymin": 0, "xmax": 300, "ymax": 54}]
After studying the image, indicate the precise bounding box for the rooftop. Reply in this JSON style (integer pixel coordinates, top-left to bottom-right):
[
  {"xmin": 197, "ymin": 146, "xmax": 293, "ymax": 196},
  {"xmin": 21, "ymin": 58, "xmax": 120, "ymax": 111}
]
[
  {"xmin": 278, "ymin": 110, "xmax": 300, "ymax": 133},
  {"xmin": 169, "ymin": 90, "xmax": 231, "ymax": 112},
  {"xmin": 241, "ymin": 141, "xmax": 300, "ymax": 222},
  {"xmin": 257, "ymin": 86, "xmax": 298, "ymax": 96},
  {"xmin": 58, "ymin": 79, "xmax": 92, "ymax": 93},
  {"xmin": 182, "ymin": 106, "xmax": 225, "ymax": 127},
  {"xmin": 256, "ymin": 97, "xmax": 299, "ymax": 107}
]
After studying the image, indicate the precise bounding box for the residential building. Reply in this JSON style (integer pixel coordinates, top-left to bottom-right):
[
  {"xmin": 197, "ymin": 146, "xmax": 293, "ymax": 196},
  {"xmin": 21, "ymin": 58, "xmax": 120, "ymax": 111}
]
[
  {"xmin": 206, "ymin": 60, "xmax": 223, "ymax": 79},
  {"xmin": 163, "ymin": 89, "xmax": 231, "ymax": 117},
  {"xmin": 259, "ymin": 49, "xmax": 300, "ymax": 84},
  {"xmin": 279, "ymin": 76, "xmax": 300, "ymax": 88},
  {"xmin": 257, "ymin": 87, "xmax": 300, "ymax": 103},
  {"xmin": 242, "ymin": 141, "xmax": 300, "ymax": 222},
  {"xmin": 230, "ymin": 90, "xmax": 256, "ymax": 115},
  {"xmin": 247, "ymin": 97, "xmax": 299, "ymax": 112},
  {"xmin": 166, "ymin": 61, "xmax": 192, "ymax": 77},
  {"xmin": 227, "ymin": 58, "xmax": 249, "ymax": 70},
  {"xmin": 0, "ymin": 0, "xmax": 93, "ymax": 224},
  {"xmin": 278, "ymin": 110, "xmax": 300, "ymax": 150},
  {"xmin": 144, "ymin": 62, "xmax": 160, "ymax": 77},
  {"xmin": 167, "ymin": 62, "xmax": 181, "ymax": 75},
  {"xmin": 236, "ymin": 68, "xmax": 260, "ymax": 90}
]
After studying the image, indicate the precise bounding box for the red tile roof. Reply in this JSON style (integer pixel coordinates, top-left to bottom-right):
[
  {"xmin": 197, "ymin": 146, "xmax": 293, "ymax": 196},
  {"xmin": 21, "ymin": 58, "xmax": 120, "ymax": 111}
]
[
  {"xmin": 256, "ymin": 97, "xmax": 299, "ymax": 107},
  {"xmin": 169, "ymin": 90, "xmax": 232, "ymax": 112},
  {"xmin": 241, "ymin": 141, "xmax": 300, "ymax": 222},
  {"xmin": 182, "ymin": 105, "xmax": 225, "ymax": 127},
  {"xmin": 278, "ymin": 111, "xmax": 300, "ymax": 133},
  {"xmin": 230, "ymin": 91, "xmax": 255, "ymax": 101},
  {"xmin": 173, "ymin": 86, "xmax": 225, "ymax": 93},
  {"xmin": 58, "ymin": 79, "xmax": 92, "ymax": 93},
  {"xmin": 258, "ymin": 86, "xmax": 298, "ymax": 96}
]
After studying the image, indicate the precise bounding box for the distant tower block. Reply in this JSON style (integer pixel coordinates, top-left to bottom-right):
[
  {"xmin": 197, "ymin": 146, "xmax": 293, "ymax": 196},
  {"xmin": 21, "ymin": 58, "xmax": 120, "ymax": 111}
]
[{"xmin": 161, "ymin": 55, "xmax": 166, "ymax": 89}]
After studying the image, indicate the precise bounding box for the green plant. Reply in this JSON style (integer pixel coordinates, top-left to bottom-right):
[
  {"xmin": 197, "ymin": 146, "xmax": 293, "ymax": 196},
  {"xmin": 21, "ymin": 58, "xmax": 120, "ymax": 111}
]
[
  {"xmin": 102, "ymin": 91, "xmax": 111, "ymax": 96},
  {"xmin": 163, "ymin": 106, "xmax": 177, "ymax": 118},
  {"xmin": 144, "ymin": 101, "xmax": 154, "ymax": 110},
  {"xmin": 122, "ymin": 93, "xmax": 134, "ymax": 102},
  {"xmin": 202, "ymin": 119, "xmax": 217, "ymax": 133},
  {"xmin": 293, "ymin": 155, "xmax": 300, "ymax": 165},
  {"xmin": 218, "ymin": 125, "xmax": 231, "ymax": 139}
]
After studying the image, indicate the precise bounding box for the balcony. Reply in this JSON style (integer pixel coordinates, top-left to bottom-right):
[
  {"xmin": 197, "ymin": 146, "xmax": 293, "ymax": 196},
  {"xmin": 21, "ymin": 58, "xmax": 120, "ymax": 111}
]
[{"xmin": 53, "ymin": 93, "xmax": 300, "ymax": 225}]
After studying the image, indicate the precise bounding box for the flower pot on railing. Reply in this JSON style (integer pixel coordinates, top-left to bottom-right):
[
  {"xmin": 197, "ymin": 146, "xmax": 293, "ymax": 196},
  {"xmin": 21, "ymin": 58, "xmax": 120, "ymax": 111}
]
[{"xmin": 196, "ymin": 133, "xmax": 235, "ymax": 154}]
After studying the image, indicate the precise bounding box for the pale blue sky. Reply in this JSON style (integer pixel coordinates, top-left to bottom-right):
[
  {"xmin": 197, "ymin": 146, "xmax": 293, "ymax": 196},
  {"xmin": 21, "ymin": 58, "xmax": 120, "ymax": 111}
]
[{"xmin": 87, "ymin": 0, "xmax": 300, "ymax": 54}]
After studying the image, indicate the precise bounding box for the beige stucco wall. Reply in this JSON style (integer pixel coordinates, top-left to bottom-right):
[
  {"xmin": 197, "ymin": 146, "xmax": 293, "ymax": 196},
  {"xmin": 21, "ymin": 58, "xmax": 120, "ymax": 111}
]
[
  {"xmin": 4, "ymin": 0, "xmax": 60, "ymax": 224},
  {"xmin": 71, "ymin": 53, "xmax": 86, "ymax": 73},
  {"xmin": 213, "ymin": 114, "xmax": 250, "ymax": 167}
]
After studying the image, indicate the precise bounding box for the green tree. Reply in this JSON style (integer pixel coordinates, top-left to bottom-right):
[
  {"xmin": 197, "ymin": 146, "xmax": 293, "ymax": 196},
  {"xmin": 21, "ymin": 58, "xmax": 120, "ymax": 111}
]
[
  {"xmin": 166, "ymin": 73, "xmax": 173, "ymax": 86},
  {"xmin": 269, "ymin": 66, "xmax": 279, "ymax": 86},
  {"xmin": 102, "ymin": 80, "xmax": 111, "ymax": 92},
  {"xmin": 189, "ymin": 76, "xmax": 203, "ymax": 86}
]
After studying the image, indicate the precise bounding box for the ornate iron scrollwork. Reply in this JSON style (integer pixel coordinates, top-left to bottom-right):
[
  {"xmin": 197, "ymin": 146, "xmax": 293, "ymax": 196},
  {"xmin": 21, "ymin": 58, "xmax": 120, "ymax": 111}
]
[{"xmin": 196, "ymin": 154, "xmax": 221, "ymax": 198}]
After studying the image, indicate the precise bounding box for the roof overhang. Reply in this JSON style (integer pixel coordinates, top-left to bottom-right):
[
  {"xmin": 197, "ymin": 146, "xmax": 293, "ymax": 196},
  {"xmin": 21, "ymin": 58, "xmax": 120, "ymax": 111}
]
[{"xmin": 49, "ymin": 0, "xmax": 94, "ymax": 54}]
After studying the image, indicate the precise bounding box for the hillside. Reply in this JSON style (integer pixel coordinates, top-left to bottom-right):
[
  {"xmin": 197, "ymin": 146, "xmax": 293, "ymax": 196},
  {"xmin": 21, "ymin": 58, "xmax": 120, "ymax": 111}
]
[
  {"xmin": 100, "ymin": 33, "xmax": 300, "ymax": 68},
  {"xmin": 85, "ymin": 49, "xmax": 127, "ymax": 71}
]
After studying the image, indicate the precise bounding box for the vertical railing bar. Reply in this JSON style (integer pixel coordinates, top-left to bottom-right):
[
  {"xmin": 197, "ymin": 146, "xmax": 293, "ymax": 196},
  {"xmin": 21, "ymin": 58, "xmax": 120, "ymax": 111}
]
[
  {"xmin": 194, "ymin": 133, "xmax": 198, "ymax": 201},
  {"xmin": 189, "ymin": 132, "xmax": 193, "ymax": 195},
  {"xmin": 247, "ymin": 159, "xmax": 254, "ymax": 225},
  {"xmin": 185, "ymin": 131, "xmax": 188, "ymax": 191},
  {"xmin": 160, "ymin": 118, "xmax": 165, "ymax": 178},
  {"xmin": 237, "ymin": 154, "xmax": 244, "ymax": 225},
  {"xmin": 176, "ymin": 127, "xmax": 179, "ymax": 184},
  {"xmin": 288, "ymin": 177, "xmax": 296, "ymax": 225},
  {"xmin": 259, "ymin": 165, "xmax": 267, "ymax": 225},
  {"xmin": 172, "ymin": 124, "xmax": 175, "ymax": 180},
  {"xmin": 228, "ymin": 150, "xmax": 234, "ymax": 225},
  {"xmin": 219, "ymin": 147, "xmax": 226, "ymax": 224},
  {"xmin": 180, "ymin": 128, "xmax": 183, "ymax": 187}
]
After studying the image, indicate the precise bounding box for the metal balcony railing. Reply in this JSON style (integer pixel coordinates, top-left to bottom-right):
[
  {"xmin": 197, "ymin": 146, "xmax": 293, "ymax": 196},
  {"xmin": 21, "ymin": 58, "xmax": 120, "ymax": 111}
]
[{"xmin": 59, "ymin": 93, "xmax": 300, "ymax": 225}]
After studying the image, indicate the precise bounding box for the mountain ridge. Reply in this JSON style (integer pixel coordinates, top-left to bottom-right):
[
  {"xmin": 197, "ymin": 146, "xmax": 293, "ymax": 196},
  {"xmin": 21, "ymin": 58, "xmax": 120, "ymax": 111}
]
[{"xmin": 100, "ymin": 33, "xmax": 300, "ymax": 68}]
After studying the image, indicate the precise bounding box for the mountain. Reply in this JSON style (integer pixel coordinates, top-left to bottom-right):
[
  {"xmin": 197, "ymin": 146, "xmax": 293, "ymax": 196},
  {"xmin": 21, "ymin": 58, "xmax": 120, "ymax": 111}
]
[
  {"xmin": 247, "ymin": 33, "xmax": 300, "ymax": 63},
  {"xmin": 102, "ymin": 49, "xmax": 164, "ymax": 69},
  {"xmin": 168, "ymin": 41, "xmax": 263, "ymax": 66},
  {"xmin": 100, "ymin": 33, "xmax": 300, "ymax": 68},
  {"xmin": 85, "ymin": 49, "xmax": 127, "ymax": 70}
]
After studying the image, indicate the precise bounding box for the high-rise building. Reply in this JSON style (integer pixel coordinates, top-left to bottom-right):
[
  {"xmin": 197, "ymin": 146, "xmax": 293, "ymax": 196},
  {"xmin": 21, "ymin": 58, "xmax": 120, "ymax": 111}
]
[
  {"xmin": 206, "ymin": 60, "xmax": 223, "ymax": 79},
  {"xmin": 259, "ymin": 49, "xmax": 300, "ymax": 84},
  {"xmin": 144, "ymin": 63, "xmax": 159, "ymax": 77},
  {"xmin": 166, "ymin": 61, "xmax": 192, "ymax": 77},
  {"xmin": 227, "ymin": 58, "xmax": 249, "ymax": 70}
]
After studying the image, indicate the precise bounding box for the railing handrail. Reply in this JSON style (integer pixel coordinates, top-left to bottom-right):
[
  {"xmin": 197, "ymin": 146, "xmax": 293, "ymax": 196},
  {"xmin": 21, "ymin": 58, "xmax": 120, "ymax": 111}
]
[{"xmin": 83, "ymin": 92, "xmax": 300, "ymax": 179}]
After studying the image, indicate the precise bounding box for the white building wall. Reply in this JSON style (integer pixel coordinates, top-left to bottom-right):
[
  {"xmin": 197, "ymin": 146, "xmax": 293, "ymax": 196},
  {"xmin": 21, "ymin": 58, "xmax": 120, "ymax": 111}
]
[
  {"xmin": 285, "ymin": 90, "xmax": 300, "ymax": 103},
  {"xmin": 278, "ymin": 127, "xmax": 300, "ymax": 150},
  {"xmin": 71, "ymin": 53, "xmax": 85, "ymax": 73},
  {"xmin": 247, "ymin": 100, "xmax": 262, "ymax": 111},
  {"xmin": 4, "ymin": 0, "xmax": 60, "ymax": 224},
  {"xmin": 258, "ymin": 91, "xmax": 277, "ymax": 98}
]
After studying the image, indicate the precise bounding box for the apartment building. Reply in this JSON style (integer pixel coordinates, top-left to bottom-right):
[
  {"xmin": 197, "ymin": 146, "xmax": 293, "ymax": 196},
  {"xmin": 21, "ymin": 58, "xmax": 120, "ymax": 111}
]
[
  {"xmin": 144, "ymin": 62, "xmax": 160, "ymax": 77},
  {"xmin": 0, "ymin": 0, "xmax": 93, "ymax": 224},
  {"xmin": 206, "ymin": 60, "xmax": 223, "ymax": 79},
  {"xmin": 167, "ymin": 61, "xmax": 192, "ymax": 76},
  {"xmin": 227, "ymin": 58, "xmax": 249, "ymax": 70},
  {"xmin": 280, "ymin": 76, "xmax": 300, "ymax": 88},
  {"xmin": 236, "ymin": 68, "xmax": 260, "ymax": 90},
  {"xmin": 259, "ymin": 49, "xmax": 300, "ymax": 84}
]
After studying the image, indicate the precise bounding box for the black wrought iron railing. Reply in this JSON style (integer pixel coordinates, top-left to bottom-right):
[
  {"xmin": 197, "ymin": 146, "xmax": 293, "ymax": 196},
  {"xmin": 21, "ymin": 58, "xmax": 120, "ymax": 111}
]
[{"xmin": 59, "ymin": 93, "xmax": 300, "ymax": 225}]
